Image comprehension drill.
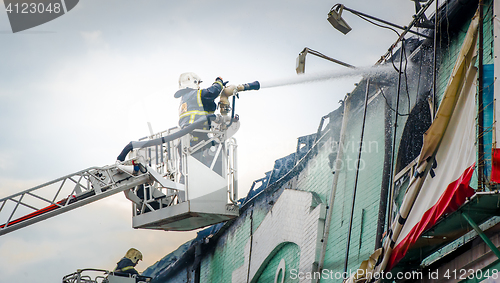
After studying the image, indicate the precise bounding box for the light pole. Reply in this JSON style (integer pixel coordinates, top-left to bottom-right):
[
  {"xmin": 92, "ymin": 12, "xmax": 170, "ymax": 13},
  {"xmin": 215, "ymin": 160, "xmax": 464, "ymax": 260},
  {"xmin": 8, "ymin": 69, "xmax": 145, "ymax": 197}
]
[
  {"xmin": 296, "ymin": 47, "xmax": 355, "ymax": 74},
  {"xmin": 328, "ymin": 3, "xmax": 432, "ymax": 39}
]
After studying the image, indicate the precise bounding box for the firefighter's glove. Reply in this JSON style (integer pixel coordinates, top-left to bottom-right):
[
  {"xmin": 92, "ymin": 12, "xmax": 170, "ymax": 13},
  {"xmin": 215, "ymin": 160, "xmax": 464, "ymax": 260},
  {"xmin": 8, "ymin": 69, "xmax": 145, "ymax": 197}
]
[{"xmin": 215, "ymin": 77, "xmax": 228, "ymax": 87}]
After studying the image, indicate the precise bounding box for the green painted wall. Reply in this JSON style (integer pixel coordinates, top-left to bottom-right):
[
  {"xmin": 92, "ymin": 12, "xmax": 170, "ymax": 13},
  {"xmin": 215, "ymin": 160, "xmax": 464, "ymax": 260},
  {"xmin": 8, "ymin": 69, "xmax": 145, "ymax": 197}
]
[
  {"xmin": 200, "ymin": 215, "xmax": 252, "ymax": 282},
  {"xmin": 255, "ymin": 243, "xmax": 300, "ymax": 283},
  {"xmin": 436, "ymin": 0, "xmax": 494, "ymax": 103},
  {"xmin": 318, "ymin": 93, "xmax": 387, "ymax": 279}
]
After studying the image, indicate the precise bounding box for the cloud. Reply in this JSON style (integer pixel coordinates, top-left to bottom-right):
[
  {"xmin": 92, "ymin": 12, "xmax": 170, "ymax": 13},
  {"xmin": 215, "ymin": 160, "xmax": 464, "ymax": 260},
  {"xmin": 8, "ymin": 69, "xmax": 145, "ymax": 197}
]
[{"xmin": 81, "ymin": 30, "xmax": 103, "ymax": 44}]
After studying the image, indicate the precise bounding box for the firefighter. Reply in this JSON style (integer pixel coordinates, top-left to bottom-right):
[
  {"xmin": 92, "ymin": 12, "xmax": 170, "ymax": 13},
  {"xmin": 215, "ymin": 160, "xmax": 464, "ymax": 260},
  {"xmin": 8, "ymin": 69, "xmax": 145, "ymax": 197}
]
[
  {"xmin": 114, "ymin": 248, "xmax": 143, "ymax": 275},
  {"xmin": 174, "ymin": 72, "xmax": 226, "ymax": 170},
  {"xmin": 174, "ymin": 72, "xmax": 226, "ymax": 129}
]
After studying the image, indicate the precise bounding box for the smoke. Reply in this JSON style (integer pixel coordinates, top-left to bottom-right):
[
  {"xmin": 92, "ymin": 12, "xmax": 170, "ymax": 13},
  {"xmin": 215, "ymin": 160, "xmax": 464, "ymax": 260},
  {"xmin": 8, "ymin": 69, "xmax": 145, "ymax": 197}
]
[{"xmin": 259, "ymin": 65, "xmax": 394, "ymax": 89}]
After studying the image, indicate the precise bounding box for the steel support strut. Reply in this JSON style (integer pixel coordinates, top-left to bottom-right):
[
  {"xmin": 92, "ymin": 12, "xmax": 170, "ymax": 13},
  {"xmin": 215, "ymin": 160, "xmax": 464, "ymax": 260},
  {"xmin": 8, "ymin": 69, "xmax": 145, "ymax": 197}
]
[{"xmin": 462, "ymin": 212, "xmax": 500, "ymax": 260}]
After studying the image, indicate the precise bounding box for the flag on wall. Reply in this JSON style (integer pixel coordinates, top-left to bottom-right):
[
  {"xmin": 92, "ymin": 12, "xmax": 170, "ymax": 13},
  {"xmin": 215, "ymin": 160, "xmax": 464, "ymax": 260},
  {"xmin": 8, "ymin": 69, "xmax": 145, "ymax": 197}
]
[
  {"xmin": 380, "ymin": 11, "xmax": 479, "ymax": 272},
  {"xmin": 387, "ymin": 61, "xmax": 476, "ymax": 270}
]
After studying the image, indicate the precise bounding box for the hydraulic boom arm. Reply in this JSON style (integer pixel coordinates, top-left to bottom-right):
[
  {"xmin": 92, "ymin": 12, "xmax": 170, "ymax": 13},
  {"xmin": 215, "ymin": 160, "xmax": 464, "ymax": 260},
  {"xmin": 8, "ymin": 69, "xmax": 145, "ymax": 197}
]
[{"xmin": 0, "ymin": 160, "xmax": 156, "ymax": 236}]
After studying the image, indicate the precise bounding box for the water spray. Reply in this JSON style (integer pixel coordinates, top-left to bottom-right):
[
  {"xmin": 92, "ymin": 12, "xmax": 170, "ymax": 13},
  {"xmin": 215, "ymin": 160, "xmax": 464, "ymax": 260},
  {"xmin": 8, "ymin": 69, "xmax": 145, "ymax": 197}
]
[
  {"xmin": 259, "ymin": 64, "xmax": 393, "ymax": 89},
  {"xmin": 217, "ymin": 63, "xmax": 395, "ymax": 121}
]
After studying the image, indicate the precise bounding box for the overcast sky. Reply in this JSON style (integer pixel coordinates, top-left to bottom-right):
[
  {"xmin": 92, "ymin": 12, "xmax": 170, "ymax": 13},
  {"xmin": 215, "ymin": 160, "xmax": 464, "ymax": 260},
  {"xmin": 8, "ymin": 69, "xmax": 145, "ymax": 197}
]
[{"xmin": 0, "ymin": 1, "xmax": 428, "ymax": 282}]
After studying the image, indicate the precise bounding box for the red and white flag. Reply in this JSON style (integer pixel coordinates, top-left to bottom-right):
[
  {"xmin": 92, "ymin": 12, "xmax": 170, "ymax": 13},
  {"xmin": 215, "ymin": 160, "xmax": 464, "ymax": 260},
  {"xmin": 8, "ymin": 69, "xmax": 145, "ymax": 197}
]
[
  {"xmin": 387, "ymin": 61, "xmax": 477, "ymax": 270},
  {"xmin": 380, "ymin": 11, "xmax": 479, "ymax": 272}
]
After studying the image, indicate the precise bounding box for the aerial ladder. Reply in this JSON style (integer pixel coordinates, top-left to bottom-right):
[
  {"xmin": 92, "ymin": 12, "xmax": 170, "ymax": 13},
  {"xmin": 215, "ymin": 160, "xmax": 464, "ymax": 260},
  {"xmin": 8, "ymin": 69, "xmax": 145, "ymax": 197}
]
[{"xmin": 0, "ymin": 81, "xmax": 260, "ymax": 238}]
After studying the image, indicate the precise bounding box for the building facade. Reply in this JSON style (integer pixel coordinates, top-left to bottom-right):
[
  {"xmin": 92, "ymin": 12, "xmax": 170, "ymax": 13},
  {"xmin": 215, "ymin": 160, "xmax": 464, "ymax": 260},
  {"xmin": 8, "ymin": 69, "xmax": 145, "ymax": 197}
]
[{"xmin": 142, "ymin": 0, "xmax": 500, "ymax": 282}]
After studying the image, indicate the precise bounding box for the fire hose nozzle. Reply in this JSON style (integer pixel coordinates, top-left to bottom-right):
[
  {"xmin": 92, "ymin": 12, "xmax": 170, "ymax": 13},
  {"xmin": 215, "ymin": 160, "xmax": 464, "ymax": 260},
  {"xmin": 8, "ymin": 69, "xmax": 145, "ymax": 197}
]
[
  {"xmin": 222, "ymin": 81, "xmax": 260, "ymax": 96},
  {"xmin": 220, "ymin": 81, "xmax": 260, "ymax": 115},
  {"xmin": 240, "ymin": 81, "xmax": 260, "ymax": 91}
]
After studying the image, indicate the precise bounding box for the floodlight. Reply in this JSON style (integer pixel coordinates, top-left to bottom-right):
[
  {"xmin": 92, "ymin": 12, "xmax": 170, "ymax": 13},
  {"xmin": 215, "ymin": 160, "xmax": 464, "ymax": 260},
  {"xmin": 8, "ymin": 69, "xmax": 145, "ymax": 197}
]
[
  {"xmin": 327, "ymin": 5, "xmax": 352, "ymax": 35},
  {"xmin": 296, "ymin": 49, "xmax": 307, "ymax": 74},
  {"xmin": 295, "ymin": 47, "xmax": 355, "ymax": 74}
]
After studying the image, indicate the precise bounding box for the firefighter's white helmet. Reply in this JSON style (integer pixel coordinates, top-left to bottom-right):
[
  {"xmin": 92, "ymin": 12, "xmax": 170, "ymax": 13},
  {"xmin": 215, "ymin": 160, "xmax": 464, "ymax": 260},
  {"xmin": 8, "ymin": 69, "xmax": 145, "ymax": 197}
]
[{"xmin": 179, "ymin": 72, "xmax": 202, "ymax": 89}]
